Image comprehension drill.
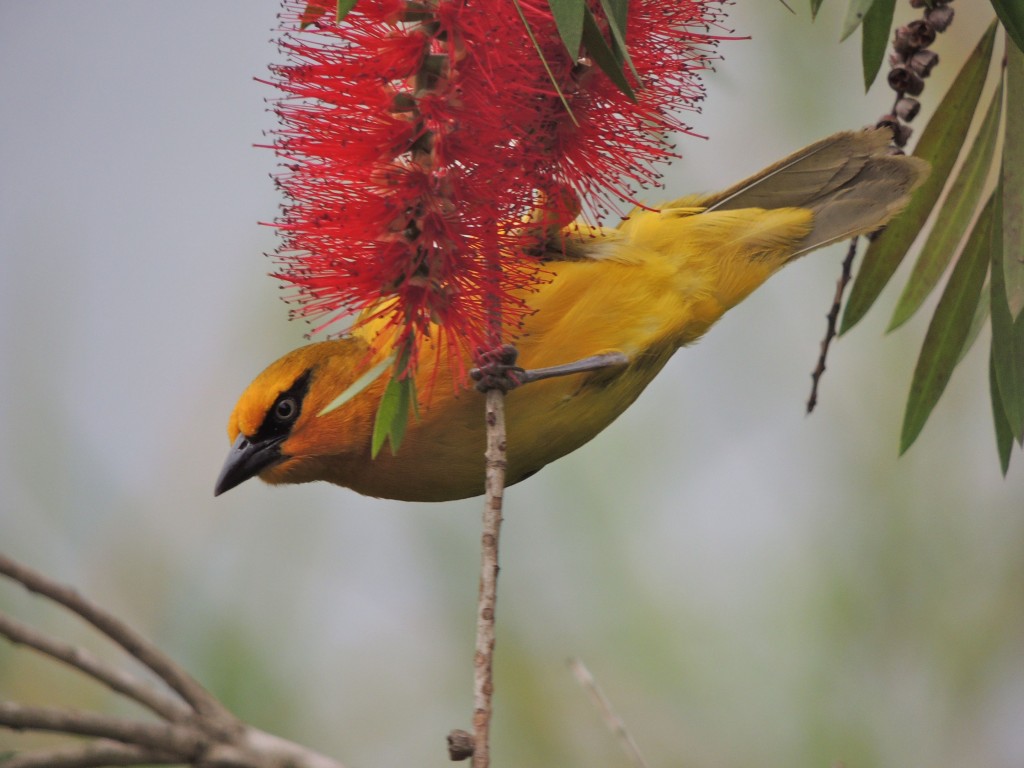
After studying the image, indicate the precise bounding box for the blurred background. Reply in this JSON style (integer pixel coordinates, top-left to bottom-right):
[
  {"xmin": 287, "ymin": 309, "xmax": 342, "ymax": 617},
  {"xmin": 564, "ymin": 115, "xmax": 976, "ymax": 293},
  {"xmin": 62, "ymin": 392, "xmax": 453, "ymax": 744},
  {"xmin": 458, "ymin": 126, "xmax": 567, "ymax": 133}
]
[{"xmin": 2, "ymin": 2, "xmax": 1022, "ymax": 766}]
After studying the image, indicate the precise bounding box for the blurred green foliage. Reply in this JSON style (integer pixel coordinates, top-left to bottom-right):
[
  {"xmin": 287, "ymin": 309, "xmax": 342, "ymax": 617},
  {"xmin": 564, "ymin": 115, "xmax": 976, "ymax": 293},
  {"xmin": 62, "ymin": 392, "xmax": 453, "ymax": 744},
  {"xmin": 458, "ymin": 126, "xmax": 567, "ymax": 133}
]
[{"xmin": 825, "ymin": 5, "xmax": 1024, "ymax": 469}]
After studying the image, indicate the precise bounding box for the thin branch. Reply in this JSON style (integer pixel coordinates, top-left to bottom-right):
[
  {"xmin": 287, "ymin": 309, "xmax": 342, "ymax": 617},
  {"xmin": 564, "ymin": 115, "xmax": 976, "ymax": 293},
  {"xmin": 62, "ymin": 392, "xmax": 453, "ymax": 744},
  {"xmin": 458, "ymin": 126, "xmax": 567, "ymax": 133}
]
[
  {"xmin": 807, "ymin": 237, "xmax": 858, "ymax": 413},
  {"xmin": 0, "ymin": 738, "xmax": 180, "ymax": 768},
  {"xmin": 0, "ymin": 553, "xmax": 237, "ymax": 732},
  {"xmin": 0, "ymin": 551, "xmax": 351, "ymax": 768},
  {"xmin": 472, "ymin": 387, "xmax": 508, "ymax": 768},
  {"xmin": 0, "ymin": 725, "xmax": 352, "ymax": 768},
  {"xmin": 0, "ymin": 702, "xmax": 206, "ymax": 756},
  {"xmin": 230, "ymin": 727, "xmax": 352, "ymax": 768},
  {"xmin": 462, "ymin": 345, "xmax": 630, "ymax": 765},
  {"xmin": 0, "ymin": 611, "xmax": 191, "ymax": 723},
  {"xmin": 568, "ymin": 658, "xmax": 650, "ymax": 768}
]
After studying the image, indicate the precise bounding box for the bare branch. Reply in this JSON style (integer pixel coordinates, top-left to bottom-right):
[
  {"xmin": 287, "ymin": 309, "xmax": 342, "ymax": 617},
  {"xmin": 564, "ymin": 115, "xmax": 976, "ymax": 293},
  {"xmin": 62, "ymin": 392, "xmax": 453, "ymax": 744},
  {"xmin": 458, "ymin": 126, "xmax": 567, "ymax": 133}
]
[
  {"xmin": 0, "ymin": 727, "xmax": 352, "ymax": 768},
  {"xmin": 0, "ymin": 611, "xmax": 191, "ymax": 723},
  {"xmin": 807, "ymin": 237, "xmax": 858, "ymax": 413},
  {"xmin": 0, "ymin": 551, "xmax": 351, "ymax": 768},
  {"xmin": 0, "ymin": 553, "xmax": 237, "ymax": 731},
  {"xmin": 0, "ymin": 702, "xmax": 206, "ymax": 756},
  {"xmin": 227, "ymin": 727, "xmax": 352, "ymax": 768},
  {"xmin": 0, "ymin": 738, "xmax": 180, "ymax": 768},
  {"xmin": 471, "ymin": 387, "xmax": 508, "ymax": 768}
]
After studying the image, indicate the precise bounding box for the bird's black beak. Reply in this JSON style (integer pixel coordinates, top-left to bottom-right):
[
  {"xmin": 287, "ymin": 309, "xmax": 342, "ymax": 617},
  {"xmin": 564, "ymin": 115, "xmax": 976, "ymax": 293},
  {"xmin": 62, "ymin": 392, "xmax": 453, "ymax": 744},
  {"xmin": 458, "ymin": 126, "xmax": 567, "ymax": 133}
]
[{"xmin": 214, "ymin": 434, "xmax": 285, "ymax": 496}]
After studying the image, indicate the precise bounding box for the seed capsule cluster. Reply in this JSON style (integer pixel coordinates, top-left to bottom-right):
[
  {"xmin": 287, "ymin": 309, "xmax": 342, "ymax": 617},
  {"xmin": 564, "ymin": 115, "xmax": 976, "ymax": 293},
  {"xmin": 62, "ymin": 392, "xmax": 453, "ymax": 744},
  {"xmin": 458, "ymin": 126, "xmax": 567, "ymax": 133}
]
[{"xmin": 878, "ymin": 0, "xmax": 954, "ymax": 149}]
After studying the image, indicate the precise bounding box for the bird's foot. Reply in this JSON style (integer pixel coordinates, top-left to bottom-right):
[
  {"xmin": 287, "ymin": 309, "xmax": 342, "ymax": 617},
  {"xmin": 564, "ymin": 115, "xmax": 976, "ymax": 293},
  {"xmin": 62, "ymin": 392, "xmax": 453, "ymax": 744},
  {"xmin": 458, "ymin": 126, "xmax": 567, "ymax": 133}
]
[{"xmin": 471, "ymin": 344, "xmax": 527, "ymax": 393}]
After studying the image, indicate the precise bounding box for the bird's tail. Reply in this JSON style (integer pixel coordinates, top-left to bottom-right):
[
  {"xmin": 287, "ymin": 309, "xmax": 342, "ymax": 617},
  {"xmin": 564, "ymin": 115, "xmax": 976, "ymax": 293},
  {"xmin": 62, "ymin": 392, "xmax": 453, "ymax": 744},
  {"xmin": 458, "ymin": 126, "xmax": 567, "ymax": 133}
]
[{"xmin": 671, "ymin": 128, "xmax": 929, "ymax": 259}]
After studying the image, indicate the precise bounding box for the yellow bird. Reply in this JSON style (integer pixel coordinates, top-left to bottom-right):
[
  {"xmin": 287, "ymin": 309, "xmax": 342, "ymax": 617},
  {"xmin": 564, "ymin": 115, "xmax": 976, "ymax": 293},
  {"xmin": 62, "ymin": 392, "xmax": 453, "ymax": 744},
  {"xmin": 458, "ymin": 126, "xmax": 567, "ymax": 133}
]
[{"xmin": 216, "ymin": 129, "xmax": 926, "ymax": 501}]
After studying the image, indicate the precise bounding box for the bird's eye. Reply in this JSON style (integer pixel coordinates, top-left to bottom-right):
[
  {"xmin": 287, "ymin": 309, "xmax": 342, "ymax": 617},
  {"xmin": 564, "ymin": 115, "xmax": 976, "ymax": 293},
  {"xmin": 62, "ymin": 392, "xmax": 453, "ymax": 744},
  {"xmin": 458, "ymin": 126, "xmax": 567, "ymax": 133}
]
[{"xmin": 274, "ymin": 397, "xmax": 298, "ymax": 423}]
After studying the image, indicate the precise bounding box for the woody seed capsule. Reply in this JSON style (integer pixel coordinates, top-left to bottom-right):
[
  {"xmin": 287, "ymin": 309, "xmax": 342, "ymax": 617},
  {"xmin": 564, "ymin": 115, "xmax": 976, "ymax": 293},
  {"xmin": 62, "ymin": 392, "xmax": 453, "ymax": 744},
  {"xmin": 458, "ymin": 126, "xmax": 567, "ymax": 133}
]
[
  {"xmin": 888, "ymin": 66, "xmax": 925, "ymax": 96},
  {"xmin": 895, "ymin": 97, "xmax": 920, "ymax": 122},
  {"xmin": 909, "ymin": 49, "xmax": 939, "ymax": 78},
  {"xmin": 904, "ymin": 19, "xmax": 937, "ymax": 49},
  {"xmin": 925, "ymin": 5, "xmax": 954, "ymax": 32}
]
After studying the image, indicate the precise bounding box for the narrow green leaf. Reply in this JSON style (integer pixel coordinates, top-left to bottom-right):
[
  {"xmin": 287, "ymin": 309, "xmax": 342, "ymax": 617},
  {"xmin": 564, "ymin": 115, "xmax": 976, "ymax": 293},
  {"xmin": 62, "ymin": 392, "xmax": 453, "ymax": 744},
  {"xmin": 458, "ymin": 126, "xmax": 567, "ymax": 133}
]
[
  {"xmin": 811, "ymin": 0, "xmax": 827, "ymax": 20},
  {"xmin": 991, "ymin": 0, "xmax": 1024, "ymax": 56},
  {"xmin": 1013, "ymin": 313, "xmax": 1024, "ymax": 442},
  {"xmin": 547, "ymin": 0, "xmax": 586, "ymax": 58},
  {"xmin": 841, "ymin": 20, "xmax": 998, "ymax": 334},
  {"xmin": 888, "ymin": 78, "xmax": 1003, "ymax": 331},
  {"xmin": 372, "ymin": 373, "xmax": 414, "ymax": 457},
  {"xmin": 900, "ymin": 195, "xmax": 993, "ymax": 454},
  {"xmin": 371, "ymin": 342, "xmax": 415, "ymax": 457},
  {"xmin": 990, "ymin": 189, "xmax": 1024, "ymax": 441},
  {"xmin": 597, "ymin": 0, "xmax": 641, "ymax": 84},
  {"xmin": 1003, "ymin": 35, "xmax": 1024, "ymax": 317},
  {"xmin": 299, "ymin": 2, "xmax": 328, "ymax": 28},
  {"xmin": 371, "ymin": 375, "xmax": 400, "ymax": 457},
  {"xmin": 861, "ymin": 0, "xmax": 895, "ymax": 90},
  {"xmin": 514, "ymin": 0, "xmax": 579, "ymax": 125},
  {"xmin": 841, "ymin": 0, "xmax": 877, "ymax": 42},
  {"xmin": 603, "ymin": 0, "xmax": 628, "ymax": 41},
  {"xmin": 990, "ymin": 348, "xmax": 1014, "ymax": 474},
  {"xmin": 393, "ymin": 377, "xmax": 413, "ymax": 446},
  {"xmin": 581, "ymin": 5, "xmax": 636, "ymax": 100},
  {"xmin": 957, "ymin": 283, "xmax": 990, "ymax": 366},
  {"xmin": 335, "ymin": 0, "xmax": 358, "ymax": 23},
  {"xmin": 318, "ymin": 353, "xmax": 395, "ymax": 417}
]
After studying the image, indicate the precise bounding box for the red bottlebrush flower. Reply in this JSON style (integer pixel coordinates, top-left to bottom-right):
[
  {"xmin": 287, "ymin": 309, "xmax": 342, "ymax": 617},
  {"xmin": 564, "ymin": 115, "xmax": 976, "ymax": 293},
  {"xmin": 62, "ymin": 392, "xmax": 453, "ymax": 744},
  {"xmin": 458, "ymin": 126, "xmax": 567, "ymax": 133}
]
[{"xmin": 267, "ymin": 0, "xmax": 727, "ymax": 378}]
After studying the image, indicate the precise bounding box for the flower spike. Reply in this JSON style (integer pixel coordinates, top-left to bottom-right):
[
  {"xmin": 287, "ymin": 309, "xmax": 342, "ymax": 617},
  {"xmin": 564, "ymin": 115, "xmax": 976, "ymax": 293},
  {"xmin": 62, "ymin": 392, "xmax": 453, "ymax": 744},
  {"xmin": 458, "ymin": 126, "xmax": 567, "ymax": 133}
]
[{"xmin": 268, "ymin": 0, "xmax": 729, "ymax": 449}]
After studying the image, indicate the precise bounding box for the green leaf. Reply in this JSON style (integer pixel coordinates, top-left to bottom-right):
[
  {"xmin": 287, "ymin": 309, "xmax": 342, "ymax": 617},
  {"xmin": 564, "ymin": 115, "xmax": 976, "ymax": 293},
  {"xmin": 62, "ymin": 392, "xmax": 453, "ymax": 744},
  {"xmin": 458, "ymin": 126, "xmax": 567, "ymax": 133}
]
[
  {"xmin": 1003, "ymin": 35, "xmax": 1024, "ymax": 317},
  {"xmin": 900, "ymin": 195, "xmax": 993, "ymax": 454},
  {"xmin": 335, "ymin": 0, "xmax": 358, "ymax": 23},
  {"xmin": 811, "ymin": 0, "xmax": 827, "ymax": 20},
  {"xmin": 888, "ymin": 77, "xmax": 1003, "ymax": 331},
  {"xmin": 581, "ymin": 4, "xmax": 636, "ymax": 100},
  {"xmin": 318, "ymin": 353, "xmax": 395, "ymax": 418},
  {"xmin": 597, "ymin": 0, "xmax": 641, "ymax": 84},
  {"xmin": 841, "ymin": 0, "xmax": 876, "ymax": 42},
  {"xmin": 957, "ymin": 282, "xmax": 990, "ymax": 366},
  {"xmin": 841, "ymin": 20, "xmax": 998, "ymax": 334},
  {"xmin": 372, "ymin": 372, "xmax": 415, "ymax": 457},
  {"xmin": 861, "ymin": 0, "xmax": 895, "ymax": 90},
  {"xmin": 548, "ymin": 0, "xmax": 586, "ymax": 58},
  {"xmin": 990, "ymin": 348, "xmax": 1014, "ymax": 474},
  {"xmin": 514, "ymin": 0, "xmax": 579, "ymax": 125},
  {"xmin": 991, "ymin": 188, "xmax": 1024, "ymax": 442},
  {"xmin": 299, "ymin": 2, "xmax": 328, "ymax": 27},
  {"xmin": 603, "ymin": 0, "xmax": 628, "ymax": 43},
  {"xmin": 991, "ymin": 0, "xmax": 1024, "ymax": 56}
]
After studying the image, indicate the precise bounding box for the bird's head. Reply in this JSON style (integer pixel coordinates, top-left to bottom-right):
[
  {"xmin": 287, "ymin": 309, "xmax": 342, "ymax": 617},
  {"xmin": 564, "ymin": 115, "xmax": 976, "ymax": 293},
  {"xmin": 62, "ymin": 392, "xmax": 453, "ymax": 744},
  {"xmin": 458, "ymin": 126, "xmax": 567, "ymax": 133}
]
[{"xmin": 214, "ymin": 337, "xmax": 384, "ymax": 495}]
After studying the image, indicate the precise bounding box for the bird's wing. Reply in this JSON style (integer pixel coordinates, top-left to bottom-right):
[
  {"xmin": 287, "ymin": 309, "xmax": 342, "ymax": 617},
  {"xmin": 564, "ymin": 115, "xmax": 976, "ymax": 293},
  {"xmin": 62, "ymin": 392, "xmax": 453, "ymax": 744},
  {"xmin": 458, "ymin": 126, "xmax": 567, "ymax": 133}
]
[
  {"xmin": 696, "ymin": 129, "xmax": 897, "ymax": 212},
  {"xmin": 674, "ymin": 128, "xmax": 927, "ymax": 256}
]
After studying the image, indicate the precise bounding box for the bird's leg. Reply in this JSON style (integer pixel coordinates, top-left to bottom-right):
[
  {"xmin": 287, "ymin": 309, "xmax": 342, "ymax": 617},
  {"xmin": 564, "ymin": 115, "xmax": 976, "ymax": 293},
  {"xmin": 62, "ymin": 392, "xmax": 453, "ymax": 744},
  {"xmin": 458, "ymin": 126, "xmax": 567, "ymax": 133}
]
[
  {"xmin": 517, "ymin": 351, "xmax": 630, "ymax": 384},
  {"xmin": 470, "ymin": 345, "xmax": 629, "ymax": 393}
]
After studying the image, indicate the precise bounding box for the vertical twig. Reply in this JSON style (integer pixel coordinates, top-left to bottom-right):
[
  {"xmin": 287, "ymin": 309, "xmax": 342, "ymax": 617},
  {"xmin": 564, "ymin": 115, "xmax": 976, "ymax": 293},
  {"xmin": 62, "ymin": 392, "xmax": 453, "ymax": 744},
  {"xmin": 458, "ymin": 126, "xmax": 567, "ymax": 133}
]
[
  {"xmin": 473, "ymin": 387, "xmax": 507, "ymax": 768},
  {"xmin": 465, "ymin": 229, "xmax": 510, "ymax": 768},
  {"xmin": 807, "ymin": 237, "xmax": 858, "ymax": 413}
]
